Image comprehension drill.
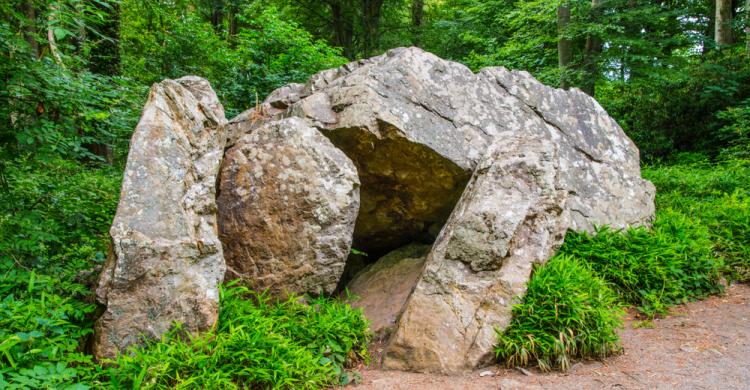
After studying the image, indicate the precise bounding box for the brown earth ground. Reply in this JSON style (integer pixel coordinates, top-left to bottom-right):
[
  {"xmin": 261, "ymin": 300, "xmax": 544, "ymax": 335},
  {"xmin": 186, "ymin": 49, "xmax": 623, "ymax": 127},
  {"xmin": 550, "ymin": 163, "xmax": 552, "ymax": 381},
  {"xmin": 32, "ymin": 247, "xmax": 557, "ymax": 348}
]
[{"xmin": 352, "ymin": 283, "xmax": 750, "ymax": 390}]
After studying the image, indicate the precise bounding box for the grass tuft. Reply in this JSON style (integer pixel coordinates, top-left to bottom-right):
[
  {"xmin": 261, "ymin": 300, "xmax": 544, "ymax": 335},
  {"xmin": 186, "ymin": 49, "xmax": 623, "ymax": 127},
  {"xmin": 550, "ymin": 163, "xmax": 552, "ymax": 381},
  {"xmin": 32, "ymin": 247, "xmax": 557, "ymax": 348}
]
[{"xmin": 495, "ymin": 255, "xmax": 624, "ymax": 372}]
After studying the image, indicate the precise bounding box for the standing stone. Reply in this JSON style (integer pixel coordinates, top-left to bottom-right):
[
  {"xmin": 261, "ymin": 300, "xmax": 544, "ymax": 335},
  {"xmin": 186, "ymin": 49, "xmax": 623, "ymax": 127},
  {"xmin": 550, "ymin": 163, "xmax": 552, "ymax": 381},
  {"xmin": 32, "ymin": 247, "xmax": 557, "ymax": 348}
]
[
  {"xmin": 383, "ymin": 136, "xmax": 569, "ymax": 373},
  {"xmin": 217, "ymin": 118, "xmax": 360, "ymax": 297},
  {"xmin": 94, "ymin": 76, "xmax": 227, "ymax": 359}
]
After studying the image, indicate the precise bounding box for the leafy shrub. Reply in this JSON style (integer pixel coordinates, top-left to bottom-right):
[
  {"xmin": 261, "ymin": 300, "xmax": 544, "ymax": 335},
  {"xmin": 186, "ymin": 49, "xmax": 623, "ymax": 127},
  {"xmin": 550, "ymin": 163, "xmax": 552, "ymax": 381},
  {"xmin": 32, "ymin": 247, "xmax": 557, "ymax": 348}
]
[
  {"xmin": 717, "ymin": 100, "xmax": 750, "ymax": 160},
  {"xmin": 645, "ymin": 159, "xmax": 750, "ymax": 282},
  {"xmin": 0, "ymin": 265, "xmax": 97, "ymax": 388},
  {"xmin": 0, "ymin": 157, "xmax": 120, "ymax": 271},
  {"xmin": 644, "ymin": 158, "xmax": 750, "ymax": 209},
  {"xmin": 224, "ymin": 5, "xmax": 347, "ymax": 115},
  {"xmin": 496, "ymin": 255, "xmax": 623, "ymax": 372},
  {"xmin": 103, "ymin": 285, "xmax": 370, "ymax": 389},
  {"xmin": 560, "ymin": 210, "xmax": 724, "ymax": 317},
  {"xmin": 699, "ymin": 193, "xmax": 750, "ymax": 282}
]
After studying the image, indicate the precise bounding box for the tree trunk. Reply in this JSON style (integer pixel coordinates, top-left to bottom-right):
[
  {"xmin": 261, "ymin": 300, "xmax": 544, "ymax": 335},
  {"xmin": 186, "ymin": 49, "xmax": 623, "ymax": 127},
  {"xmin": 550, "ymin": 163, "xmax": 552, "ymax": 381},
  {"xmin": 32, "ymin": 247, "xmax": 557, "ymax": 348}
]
[
  {"xmin": 746, "ymin": 0, "xmax": 750, "ymax": 57},
  {"xmin": 557, "ymin": 3, "xmax": 573, "ymax": 89},
  {"xmin": 706, "ymin": 0, "xmax": 716, "ymax": 53},
  {"xmin": 21, "ymin": 1, "xmax": 39, "ymax": 58},
  {"xmin": 716, "ymin": 0, "xmax": 734, "ymax": 45},
  {"xmin": 362, "ymin": 0, "xmax": 384, "ymax": 57},
  {"xmin": 47, "ymin": 3, "xmax": 64, "ymax": 66},
  {"xmin": 228, "ymin": 5, "xmax": 238, "ymax": 39},
  {"xmin": 330, "ymin": 0, "xmax": 355, "ymax": 59},
  {"xmin": 411, "ymin": 0, "xmax": 425, "ymax": 47},
  {"xmin": 582, "ymin": 0, "xmax": 603, "ymax": 96}
]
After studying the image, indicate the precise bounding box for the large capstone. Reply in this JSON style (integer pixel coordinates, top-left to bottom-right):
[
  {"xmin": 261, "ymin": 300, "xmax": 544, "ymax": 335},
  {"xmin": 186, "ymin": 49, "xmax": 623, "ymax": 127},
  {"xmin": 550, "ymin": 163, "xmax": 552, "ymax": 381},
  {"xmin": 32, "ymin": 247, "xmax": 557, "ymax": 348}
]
[
  {"xmin": 217, "ymin": 118, "xmax": 360, "ymax": 296},
  {"xmin": 93, "ymin": 76, "xmax": 227, "ymax": 359}
]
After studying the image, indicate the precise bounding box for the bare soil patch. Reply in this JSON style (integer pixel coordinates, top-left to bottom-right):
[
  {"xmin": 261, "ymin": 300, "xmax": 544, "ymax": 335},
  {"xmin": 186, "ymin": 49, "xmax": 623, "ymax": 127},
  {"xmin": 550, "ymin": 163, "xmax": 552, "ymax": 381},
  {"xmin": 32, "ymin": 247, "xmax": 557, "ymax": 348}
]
[{"xmin": 353, "ymin": 284, "xmax": 750, "ymax": 390}]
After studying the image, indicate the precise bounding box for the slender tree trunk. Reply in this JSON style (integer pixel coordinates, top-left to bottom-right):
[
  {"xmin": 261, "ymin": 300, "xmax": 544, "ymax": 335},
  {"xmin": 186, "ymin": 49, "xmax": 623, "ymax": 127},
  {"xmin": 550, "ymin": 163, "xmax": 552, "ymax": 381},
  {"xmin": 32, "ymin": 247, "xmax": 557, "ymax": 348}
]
[
  {"xmin": 330, "ymin": 1, "xmax": 354, "ymax": 59},
  {"xmin": 47, "ymin": 2, "xmax": 64, "ymax": 66},
  {"xmin": 228, "ymin": 4, "xmax": 238, "ymax": 39},
  {"xmin": 362, "ymin": 0, "xmax": 384, "ymax": 57},
  {"xmin": 746, "ymin": 0, "xmax": 750, "ymax": 57},
  {"xmin": 706, "ymin": 0, "xmax": 716, "ymax": 53},
  {"xmin": 557, "ymin": 3, "xmax": 573, "ymax": 89},
  {"xmin": 582, "ymin": 0, "xmax": 603, "ymax": 96},
  {"xmin": 716, "ymin": 0, "xmax": 734, "ymax": 45},
  {"xmin": 411, "ymin": 0, "xmax": 424, "ymax": 47},
  {"xmin": 21, "ymin": 1, "xmax": 39, "ymax": 58}
]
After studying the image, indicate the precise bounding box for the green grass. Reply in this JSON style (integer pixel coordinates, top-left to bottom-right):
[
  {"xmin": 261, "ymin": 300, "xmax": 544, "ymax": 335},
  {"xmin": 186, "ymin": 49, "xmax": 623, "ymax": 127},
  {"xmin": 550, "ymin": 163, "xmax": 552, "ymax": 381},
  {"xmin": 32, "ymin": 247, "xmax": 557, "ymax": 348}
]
[
  {"xmin": 644, "ymin": 158, "xmax": 750, "ymax": 282},
  {"xmin": 560, "ymin": 210, "xmax": 724, "ymax": 317},
  {"xmin": 495, "ymin": 255, "xmax": 624, "ymax": 372}
]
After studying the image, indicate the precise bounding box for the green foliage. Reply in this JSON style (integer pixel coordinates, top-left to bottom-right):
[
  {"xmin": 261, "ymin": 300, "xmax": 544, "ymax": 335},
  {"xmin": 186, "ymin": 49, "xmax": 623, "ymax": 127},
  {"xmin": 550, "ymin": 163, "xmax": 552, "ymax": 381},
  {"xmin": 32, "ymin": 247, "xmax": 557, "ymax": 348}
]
[
  {"xmin": 119, "ymin": 1, "xmax": 346, "ymax": 116},
  {"xmin": 103, "ymin": 285, "xmax": 370, "ymax": 389},
  {"xmin": 0, "ymin": 157, "xmax": 121, "ymax": 270},
  {"xmin": 717, "ymin": 100, "xmax": 750, "ymax": 160},
  {"xmin": 645, "ymin": 159, "xmax": 750, "ymax": 282},
  {"xmin": 496, "ymin": 255, "xmax": 624, "ymax": 372},
  {"xmin": 0, "ymin": 157, "xmax": 118, "ymax": 388},
  {"xmin": 0, "ymin": 264, "xmax": 97, "ymax": 388},
  {"xmin": 224, "ymin": 5, "xmax": 347, "ymax": 115},
  {"xmin": 0, "ymin": 20, "xmax": 143, "ymax": 162},
  {"xmin": 560, "ymin": 210, "xmax": 724, "ymax": 317}
]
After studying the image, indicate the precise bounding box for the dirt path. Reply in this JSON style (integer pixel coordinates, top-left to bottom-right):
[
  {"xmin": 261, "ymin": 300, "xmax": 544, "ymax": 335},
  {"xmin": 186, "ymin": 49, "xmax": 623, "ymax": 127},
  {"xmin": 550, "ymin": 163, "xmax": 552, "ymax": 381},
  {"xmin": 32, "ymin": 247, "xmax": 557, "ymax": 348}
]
[{"xmin": 353, "ymin": 284, "xmax": 750, "ymax": 390}]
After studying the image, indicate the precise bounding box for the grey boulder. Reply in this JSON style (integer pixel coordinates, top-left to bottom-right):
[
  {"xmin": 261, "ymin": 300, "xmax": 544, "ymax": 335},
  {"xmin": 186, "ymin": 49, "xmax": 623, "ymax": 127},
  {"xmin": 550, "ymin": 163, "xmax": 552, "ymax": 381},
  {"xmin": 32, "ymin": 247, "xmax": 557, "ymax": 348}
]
[
  {"xmin": 93, "ymin": 76, "xmax": 227, "ymax": 359},
  {"xmin": 217, "ymin": 118, "xmax": 360, "ymax": 297}
]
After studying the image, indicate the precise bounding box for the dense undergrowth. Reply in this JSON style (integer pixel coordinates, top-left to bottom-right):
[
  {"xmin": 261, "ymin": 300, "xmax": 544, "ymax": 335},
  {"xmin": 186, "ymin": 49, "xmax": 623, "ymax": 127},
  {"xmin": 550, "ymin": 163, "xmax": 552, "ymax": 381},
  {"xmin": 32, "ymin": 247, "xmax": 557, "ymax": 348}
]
[
  {"xmin": 0, "ymin": 159, "xmax": 370, "ymax": 388},
  {"xmin": 496, "ymin": 155, "xmax": 750, "ymax": 372},
  {"xmin": 101, "ymin": 285, "xmax": 369, "ymax": 389}
]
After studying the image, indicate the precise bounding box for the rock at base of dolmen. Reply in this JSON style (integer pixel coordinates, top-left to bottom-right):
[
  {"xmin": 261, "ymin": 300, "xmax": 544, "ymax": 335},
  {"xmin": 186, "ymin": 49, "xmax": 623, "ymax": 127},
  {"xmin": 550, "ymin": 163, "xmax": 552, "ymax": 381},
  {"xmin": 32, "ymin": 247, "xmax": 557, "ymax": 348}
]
[{"xmin": 217, "ymin": 118, "xmax": 360, "ymax": 297}]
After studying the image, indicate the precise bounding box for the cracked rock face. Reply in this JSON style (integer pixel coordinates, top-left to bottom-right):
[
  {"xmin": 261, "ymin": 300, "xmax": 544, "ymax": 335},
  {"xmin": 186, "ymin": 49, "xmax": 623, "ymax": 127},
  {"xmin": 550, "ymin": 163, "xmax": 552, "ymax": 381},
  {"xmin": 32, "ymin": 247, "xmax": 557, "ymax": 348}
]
[
  {"xmin": 217, "ymin": 118, "xmax": 360, "ymax": 296},
  {"xmin": 383, "ymin": 135, "xmax": 569, "ymax": 373},
  {"xmin": 245, "ymin": 47, "xmax": 654, "ymax": 373},
  {"xmin": 93, "ymin": 76, "xmax": 227, "ymax": 360}
]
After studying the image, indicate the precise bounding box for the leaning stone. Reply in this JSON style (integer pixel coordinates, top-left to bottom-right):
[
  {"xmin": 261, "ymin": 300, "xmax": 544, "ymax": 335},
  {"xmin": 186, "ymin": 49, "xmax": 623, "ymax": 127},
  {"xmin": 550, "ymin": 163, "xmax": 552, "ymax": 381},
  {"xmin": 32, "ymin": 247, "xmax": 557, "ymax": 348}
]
[
  {"xmin": 383, "ymin": 135, "xmax": 569, "ymax": 373},
  {"xmin": 216, "ymin": 118, "xmax": 360, "ymax": 297},
  {"xmin": 93, "ymin": 76, "xmax": 227, "ymax": 359}
]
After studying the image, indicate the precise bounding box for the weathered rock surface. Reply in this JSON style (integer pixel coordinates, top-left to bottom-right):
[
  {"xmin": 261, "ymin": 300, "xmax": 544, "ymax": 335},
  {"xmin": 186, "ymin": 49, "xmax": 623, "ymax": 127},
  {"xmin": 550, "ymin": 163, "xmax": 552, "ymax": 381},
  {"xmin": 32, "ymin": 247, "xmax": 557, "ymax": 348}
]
[
  {"xmin": 484, "ymin": 68, "xmax": 656, "ymax": 230},
  {"xmin": 94, "ymin": 76, "xmax": 227, "ymax": 359},
  {"xmin": 346, "ymin": 244, "xmax": 431, "ymax": 339},
  {"xmin": 217, "ymin": 118, "xmax": 360, "ymax": 296},
  {"xmin": 383, "ymin": 135, "xmax": 569, "ymax": 373},
  {"xmin": 236, "ymin": 47, "xmax": 654, "ymax": 257},
  {"xmin": 234, "ymin": 47, "xmax": 655, "ymax": 373}
]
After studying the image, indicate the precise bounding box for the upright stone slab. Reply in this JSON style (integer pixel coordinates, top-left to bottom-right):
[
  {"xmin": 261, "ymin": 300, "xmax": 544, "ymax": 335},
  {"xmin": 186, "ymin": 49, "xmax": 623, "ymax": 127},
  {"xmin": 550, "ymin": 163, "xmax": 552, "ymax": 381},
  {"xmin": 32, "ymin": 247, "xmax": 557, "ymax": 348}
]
[
  {"xmin": 217, "ymin": 118, "xmax": 360, "ymax": 296},
  {"xmin": 383, "ymin": 136, "xmax": 569, "ymax": 373},
  {"xmin": 93, "ymin": 76, "xmax": 227, "ymax": 359}
]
